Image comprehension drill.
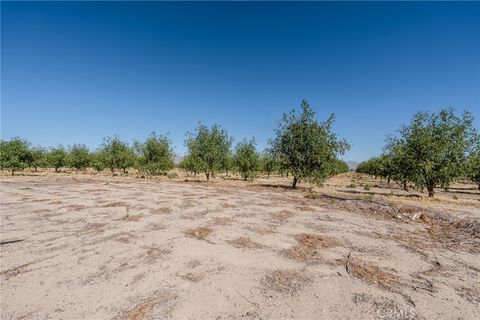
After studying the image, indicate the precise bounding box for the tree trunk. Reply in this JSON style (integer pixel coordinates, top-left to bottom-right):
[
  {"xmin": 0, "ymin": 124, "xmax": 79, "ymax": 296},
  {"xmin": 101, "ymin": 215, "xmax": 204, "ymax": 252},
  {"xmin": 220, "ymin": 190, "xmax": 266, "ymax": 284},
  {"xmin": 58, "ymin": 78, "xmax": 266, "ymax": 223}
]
[
  {"xmin": 403, "ymin": 180, "xmax": 408, "ymax": 191},
  {"xmin": 387, "ymin": 176, "xmax": 391, "ymax": 184},
  {"xmin": 11, "ymin": 170, "xmax": 14, "ymax": 176},
  {"xmin": 55, "ymin": 167, "xmax": 59, "ymax": 173},
  {"xmin": 427, "ymin": 187, "xmax": 435, "ymax": 197},
  {"xmin": 244, "ymin": 176, "xmax": 247, "ymax": 181},
  {"xmin": 478, "ymin": 184, "xmax": 480, "ymax": 191},
  {"xmin": 267, "ymin": 172, "xmax": 270, "ymax": 179},
  {"xmin": 292, "ymin": 176, "xmax": 298, "ymax": 189},
  {"xmin": 123, "ymin": 168, "xmax": 126, "ymax": 174},
  {"xmin": 206, "ymin": 172, "xmax": 210, "ymax": 181}
]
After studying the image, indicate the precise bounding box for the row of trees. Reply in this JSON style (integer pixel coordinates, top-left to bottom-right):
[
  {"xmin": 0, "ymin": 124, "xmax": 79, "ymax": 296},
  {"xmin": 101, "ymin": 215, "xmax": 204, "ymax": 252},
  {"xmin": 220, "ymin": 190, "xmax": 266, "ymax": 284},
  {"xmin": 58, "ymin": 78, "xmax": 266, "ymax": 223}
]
[
  {"xmin": 179, "ymin": 100, "xmax": 350, "ymax": 187},
  {"xmin": 1, "ymin": 100, "xmax": 351, "ymax": 188},
  {"xmin": 357, "ymin": 108, "xmax": 480, "ymax": 196},
  {"xmin": 0, "ymin": 133, "xmax": 175, "ymax": 176}
]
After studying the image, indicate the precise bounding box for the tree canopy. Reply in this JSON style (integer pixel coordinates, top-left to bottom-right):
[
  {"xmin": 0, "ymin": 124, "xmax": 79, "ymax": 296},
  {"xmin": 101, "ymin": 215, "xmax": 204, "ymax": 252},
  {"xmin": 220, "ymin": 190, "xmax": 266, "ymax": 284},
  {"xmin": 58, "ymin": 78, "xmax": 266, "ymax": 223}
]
[
  {"xmin": 271, "ymin": 100, "xmax": 350, "ymax": 188},
  {"xmin": 0, "ymin": 138, "xmax": 31, "ymax": 175},
  {"xmin": 184, "ymin": 124, "xmax": 232, "ymax": 181},
  {"xmin": 134, "ymin": 132, "xmax": 175, "ymax": 176},
  {"xmin": 234, "ymin": 138, "xmax": 260, "ymax": 181}
]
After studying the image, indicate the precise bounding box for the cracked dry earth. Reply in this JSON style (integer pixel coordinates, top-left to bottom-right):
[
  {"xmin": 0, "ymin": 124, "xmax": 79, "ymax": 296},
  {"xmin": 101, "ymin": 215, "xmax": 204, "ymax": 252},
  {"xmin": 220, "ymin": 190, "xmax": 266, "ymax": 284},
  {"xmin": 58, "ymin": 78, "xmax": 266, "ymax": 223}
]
[{"xmin": 1, "ymin": 175, "xmax": 479, "ymax": 319}]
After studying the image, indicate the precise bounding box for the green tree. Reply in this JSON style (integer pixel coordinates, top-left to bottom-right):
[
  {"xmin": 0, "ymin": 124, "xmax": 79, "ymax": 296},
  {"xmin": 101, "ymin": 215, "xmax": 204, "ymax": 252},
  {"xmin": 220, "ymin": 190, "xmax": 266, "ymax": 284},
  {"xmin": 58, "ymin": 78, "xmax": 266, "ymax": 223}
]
[
  {"xmin": 179, "ymin": 154, "xmax": 202, "ymax": 176},
  {"xmin": 134, "ymin": 132, "xmax": 174, "ymax": 176},
  {"xmin": 100, "ymin": 136, "xmax": 135, "ymax": 174},
  {"xmin": 222, "ymin": 153, "xmax": 235, "ymax": 176},
  {"xmin": 91, "ymin": 151, "xmax": 107, "ymax": 173},
  {"xmin": 29, "ymin": 146, "xmax": 47, "ymax": 171},
  {"xmin": 331, "ymin": 159, "xmax": 350, "ymax": 175},
  {"xmin": 0, "ymin": 138, "xmax": 31, "ymax": 175},
  {"xmin": 234, "ymin": 138, "xmax": 260, "ymax": 181},
  {"xmin": 47, "ymin": 146, "xmax": 67, "ymax": 173},
  {"xmin": 260, "ymin": 149, "xmax": 279, "ymax": 178},
  {"xmin": 68, "ymin": 144, "xmax": 91, "ymax": 170},
  {"xmin": 271, "ymin": 100, "xmax": 350, "ymax": 188},
  {"xmin": 184, "ymin": 124, "xmax": 232, "ymax": 181},
  {"xmin": 466, "ymin": 142, "xmax": 480, "ymax": 190},
  {"xmin": 388, "ymin": 108, "xmax": 477, "ymax": 197}
]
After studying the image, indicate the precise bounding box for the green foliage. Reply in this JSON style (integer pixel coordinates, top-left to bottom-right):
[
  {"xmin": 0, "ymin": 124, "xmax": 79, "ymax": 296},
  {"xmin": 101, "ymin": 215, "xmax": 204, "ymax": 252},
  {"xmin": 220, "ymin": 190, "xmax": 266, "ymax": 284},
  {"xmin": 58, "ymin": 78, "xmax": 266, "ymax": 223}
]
[
  {"xmin": 100, "ymin": 136, "xmax": 135, "ymax": 174},
  {"xmin": 359, "ymin": 108, "xmax": 478, "ymax": 197},
  {"xmin": 466, "ymin": 142, "xmax": 480, "ymax": 189},
  {"xmin": 234, "ymin": 138, "xmax": 260, "ymax": 181},
  {"xmin": 179, "ymin": 154, "xmax": 202, "ymax": 176},
  {"xmin": 167, "ymin": 171, "xmax": 178, "ymax": 179},
  {"xmin": 0, "ymin": 138, "xmax": 31, "ymax": 175},
  {"xmin": 90, "ymin": 151, "xmax": 107, "ymax": 173},
  {"xmin": 29, "ymin": 146, "xmax": 48, "ymax": 171},
  {"xmin": 184, "ymin": 124, "xmax": 232, "ymax": 181},
  {"xmin": 260, "ymin": 149, "xmax": 279, "ymax": 178},
  {"xmin": 134, "ymin": 132, "xmax": 174, "ymax": 176},
  {"xmin": 330, "ymin": 159, "xmax": 350, "ymax": 175},
  {"xmin": 392, "ymin": 108, "xmax": 476, "ymax": 196},
  {"xmin": 270, "ymin": 100, "xmax": 350, "ymax": 188},
  {"xmin": 47, "ymin": 145, "xmax": 67, "ymax": 172},
  {"xmin": 68, "ymin": 144, "xmax": 91, "ymax": 170},
  {"xmin": 222, "ymin": 153, "xmax": 235, "ymax": 176}
]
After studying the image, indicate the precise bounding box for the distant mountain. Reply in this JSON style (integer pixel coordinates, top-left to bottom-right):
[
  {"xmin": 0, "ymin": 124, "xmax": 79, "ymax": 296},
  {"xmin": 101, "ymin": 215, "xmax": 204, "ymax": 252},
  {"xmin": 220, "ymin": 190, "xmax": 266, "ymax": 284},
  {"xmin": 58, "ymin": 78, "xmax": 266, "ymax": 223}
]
[{"xmin": 346, "ymin": 161, "xmax": 360, "ymax": 170}]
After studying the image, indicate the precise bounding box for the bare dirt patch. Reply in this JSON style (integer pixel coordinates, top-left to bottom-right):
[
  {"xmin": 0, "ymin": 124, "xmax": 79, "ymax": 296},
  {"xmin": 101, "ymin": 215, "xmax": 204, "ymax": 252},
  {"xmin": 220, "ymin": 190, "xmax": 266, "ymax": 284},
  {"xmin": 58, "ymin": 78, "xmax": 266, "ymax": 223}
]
[{"xmin": 1, "ymin": 173, "xmax": 478, "ymax": 320}]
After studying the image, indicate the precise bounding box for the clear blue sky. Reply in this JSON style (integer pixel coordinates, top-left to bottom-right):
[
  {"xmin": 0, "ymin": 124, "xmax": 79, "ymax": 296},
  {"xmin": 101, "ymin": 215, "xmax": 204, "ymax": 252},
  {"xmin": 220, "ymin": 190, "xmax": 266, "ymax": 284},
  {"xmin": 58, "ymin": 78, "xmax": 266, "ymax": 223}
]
[{"xmin": 2, "ymin": 2, "xmax": 479, "ymax": 161}]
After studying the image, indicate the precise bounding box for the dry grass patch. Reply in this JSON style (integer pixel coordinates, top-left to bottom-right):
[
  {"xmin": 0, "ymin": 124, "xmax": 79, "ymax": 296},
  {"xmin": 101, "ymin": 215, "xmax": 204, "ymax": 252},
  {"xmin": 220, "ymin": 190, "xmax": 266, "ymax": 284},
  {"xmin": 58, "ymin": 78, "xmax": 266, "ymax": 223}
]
[
  {"xmin": 228, "ymin": 236, "xmax": 263, "ymax": 249},
  {"xmin": 144, "ymin": 246, "xmax": 171, "ymax": 264},
  {"xmin": 151, "ymin": 207, "xmax": 172, "ymax": 214},
  {"xmin": 118, "ymin": 214, "xmax": 143, "ymax": 222},
  {"xmin": 284, "ymin": 233, "xmax": 340, "ymax": 263},
  {"xmin": 103, "ymin": 201, "xmax": 127, "ymax": 207},
  {"xmin": 116, "ymin": 290, "xmax": 176, "ymax": 320},
  {"xmin": 108, "ymin": 232, "xmax": 137, "ymax": 244},
  {"xmin": 212, "ymin": 216, "xmax": 235, "ymax": 225},
  {"xmin": 385, "ymin": 215, "xmax": 480, "ymax": 254},
  {"xmin": 180, "ymin": 272, "xmax": 205, "ymax": 282},
  {"xmin": 270, "ymin": 210, "xmax": 294, "ymax": 223},
  {"xmin": 346, "ymin": 255, "xmax": 400, "ymax": 291},
  {"xmin": 262, "ymin": 270, "xmax": 309, "ymax": 295},
  {"xmin": 185, "ymin": 227, "xmax": 213, "ymax": 240},
  {"xmin": 295, "ymin": 233, "xmax": 339, "ymax": 248}
]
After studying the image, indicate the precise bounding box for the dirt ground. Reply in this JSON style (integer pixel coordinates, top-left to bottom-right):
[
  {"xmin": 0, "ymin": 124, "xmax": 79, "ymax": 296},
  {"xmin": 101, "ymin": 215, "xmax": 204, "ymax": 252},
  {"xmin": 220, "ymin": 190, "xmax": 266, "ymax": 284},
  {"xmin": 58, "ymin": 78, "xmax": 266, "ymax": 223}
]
[{"xmin": 1, "ymin": 171, "xmax": 479, "ymax": 319}]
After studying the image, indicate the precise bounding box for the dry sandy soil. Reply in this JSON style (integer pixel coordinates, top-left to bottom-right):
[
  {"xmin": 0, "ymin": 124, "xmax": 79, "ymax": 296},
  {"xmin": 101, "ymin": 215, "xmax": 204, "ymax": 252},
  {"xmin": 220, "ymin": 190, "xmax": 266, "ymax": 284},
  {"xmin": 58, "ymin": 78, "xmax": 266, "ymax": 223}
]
[{"xmin": 1, "ymin": 172, "xmax": 479, "ymax": 319}]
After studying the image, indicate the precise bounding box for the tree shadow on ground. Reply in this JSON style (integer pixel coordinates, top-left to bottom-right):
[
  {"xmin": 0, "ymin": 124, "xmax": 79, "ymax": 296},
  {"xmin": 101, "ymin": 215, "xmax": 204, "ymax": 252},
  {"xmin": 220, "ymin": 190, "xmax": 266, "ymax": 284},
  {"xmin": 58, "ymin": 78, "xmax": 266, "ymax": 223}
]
[{"xmin": 338, "ymin": 189, "xmax": 423, "ymax": 199}]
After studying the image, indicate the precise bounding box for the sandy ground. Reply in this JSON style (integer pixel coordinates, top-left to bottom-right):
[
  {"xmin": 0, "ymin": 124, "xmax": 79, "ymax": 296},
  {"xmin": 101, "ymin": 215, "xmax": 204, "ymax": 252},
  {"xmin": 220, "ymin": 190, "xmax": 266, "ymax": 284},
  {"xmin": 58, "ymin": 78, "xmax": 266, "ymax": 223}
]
[{"xmin": 1, "ymin": 172, "xmax": 479, "ymax": 319}]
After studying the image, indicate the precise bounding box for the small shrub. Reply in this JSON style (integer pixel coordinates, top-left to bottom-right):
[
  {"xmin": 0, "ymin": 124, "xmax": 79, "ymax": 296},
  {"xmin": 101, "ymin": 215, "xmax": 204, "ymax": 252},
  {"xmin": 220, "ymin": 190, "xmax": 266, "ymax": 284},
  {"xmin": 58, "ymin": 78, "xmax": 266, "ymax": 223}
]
[
  {"xmin": 304, "ymin": 192, "xmax": 321, "ymax": 199},
  {"xmin": 167, "ymin": 172, "xmax": 178, "ymax": 179},
  {"xmin": 363, "ymin": 185, "xmax": 371, "ymax": 191},
  {"xmin": 347, "ymin": 183, "xmax": 357, "ymax": 188}
]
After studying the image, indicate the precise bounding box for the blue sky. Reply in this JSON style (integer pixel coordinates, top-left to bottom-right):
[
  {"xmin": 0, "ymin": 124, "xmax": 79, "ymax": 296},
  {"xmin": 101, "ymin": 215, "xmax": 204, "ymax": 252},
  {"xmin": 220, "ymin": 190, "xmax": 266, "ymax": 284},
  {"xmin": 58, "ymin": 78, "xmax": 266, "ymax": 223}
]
[{"xmin": 2, "ymin": 2, "xmax": 479, "ymax": 161}]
